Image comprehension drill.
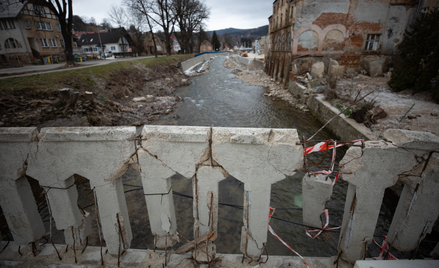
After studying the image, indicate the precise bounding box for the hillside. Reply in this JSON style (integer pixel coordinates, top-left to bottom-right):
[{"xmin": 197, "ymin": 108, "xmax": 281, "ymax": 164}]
[{"xmin": 208, "ymin": 25, "xmax": 268, "ymax": 38}]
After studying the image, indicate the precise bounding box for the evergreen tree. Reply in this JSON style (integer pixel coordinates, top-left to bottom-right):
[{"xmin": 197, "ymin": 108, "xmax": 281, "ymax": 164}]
[
  {"xmin": 211, "ymin": 31, "xmax": 221, "ymax": 51},
  {"xmin": 388, "ymin": 10, "xmax": 439, "ymax": 103}
]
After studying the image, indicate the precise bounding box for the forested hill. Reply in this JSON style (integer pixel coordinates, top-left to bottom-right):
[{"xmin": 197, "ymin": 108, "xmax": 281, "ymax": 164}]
[{"xmin": 207, "ymin": 25, "xmax": 268, "ymax": 38}]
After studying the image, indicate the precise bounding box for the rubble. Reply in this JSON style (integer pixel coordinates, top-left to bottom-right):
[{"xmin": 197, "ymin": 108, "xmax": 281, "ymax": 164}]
[{"xmin": 0, "ymin": 62, "xmax": 187, "ymax": 128}]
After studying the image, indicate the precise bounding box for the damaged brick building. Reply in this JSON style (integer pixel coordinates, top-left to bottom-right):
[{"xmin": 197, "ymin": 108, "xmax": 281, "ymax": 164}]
[{"xmin": 265, "ymin": 0, "xmax": 438, "ymax": 81}]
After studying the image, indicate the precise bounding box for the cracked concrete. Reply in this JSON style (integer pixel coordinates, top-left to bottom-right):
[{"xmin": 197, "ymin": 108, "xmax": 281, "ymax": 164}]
[
  {"xmin": 25, "ymin": 126, "xmax": 136, "ymax": 255},
  {"xmin": 339, "ymin": 136, "xmax": 420, "ymax": 263},
  {"xmin": 0, "ymin": 128, "xmax": 45, "ymax": 245},
  {"xmin": 211, "ymin": 127, "xmax": 303, "ymax": 259}
]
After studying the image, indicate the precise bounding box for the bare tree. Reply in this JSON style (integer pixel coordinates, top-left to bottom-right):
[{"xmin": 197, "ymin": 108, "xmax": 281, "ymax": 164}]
[
  {"xmin": 108, "ymin": 5, "xmax": 128, "ymax": 53},
  {"xmin": 46, "ymin": 0, "xmax": 75, "ymax": 65},
  {"xmin": 124, "ymin": 0, "xmax": 159, "ymax": 57},
  {"xmin": 173, "ymin": 0, "xmax": 209, "ymax": 54}
]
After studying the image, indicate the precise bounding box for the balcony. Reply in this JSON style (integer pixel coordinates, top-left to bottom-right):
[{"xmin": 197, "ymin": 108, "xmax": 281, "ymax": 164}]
[{"xmin": 0, "ymin": 126, "xmax": 438, "ymax": 267}]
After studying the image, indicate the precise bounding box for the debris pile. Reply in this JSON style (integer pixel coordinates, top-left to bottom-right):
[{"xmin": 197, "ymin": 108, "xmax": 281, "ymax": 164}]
[{"xmin": 0, "ymin": 62, "xmax": 188, "ymax": 128}]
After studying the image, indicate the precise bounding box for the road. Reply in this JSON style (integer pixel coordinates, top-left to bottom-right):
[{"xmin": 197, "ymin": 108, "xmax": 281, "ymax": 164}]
[{"xmin": 0, "ymin": 55, "xmax": 159, "ymax": 79}]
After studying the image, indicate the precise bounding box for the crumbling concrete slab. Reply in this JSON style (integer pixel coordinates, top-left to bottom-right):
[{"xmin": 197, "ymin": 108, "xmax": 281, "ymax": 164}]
[
  {"xmin": 211, "ymin": 127, "xmax": 303, "ymax": 259},
  {"xmin": 302, "ymin": 174, "xmax": 333, "ymax": 228},
  {"xmin": 141, "ymin": 125, "xmax": 211, "ymax": 178},
  {"xmin": 338, "ymin": 140, "xmax": 417, "ymax": 263},
  {"xmin": 384, "ymin": 129, "xmax": 439, "ymax": 153},
  {"xmin": 359, "ymin": 56, "xmax": 385, "ymax": 77},
  {"xmin": 0, "ymin": 128, "xmax": 45, "ymax": 245},
  {"xmin": 311, "ymin": 62, "xmax": 325, "ymax": 78}
]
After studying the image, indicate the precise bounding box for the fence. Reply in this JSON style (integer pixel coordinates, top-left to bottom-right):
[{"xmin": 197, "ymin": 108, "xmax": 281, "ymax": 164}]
[{"xmin": 0, "ymin": 126, "xmax": 438, "ymax": 266}]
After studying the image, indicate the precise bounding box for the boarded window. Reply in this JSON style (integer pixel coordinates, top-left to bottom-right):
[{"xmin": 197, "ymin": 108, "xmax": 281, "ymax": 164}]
[{"xmin": 364, "ymin": 34, "xmax": 381, "ymax": 51}]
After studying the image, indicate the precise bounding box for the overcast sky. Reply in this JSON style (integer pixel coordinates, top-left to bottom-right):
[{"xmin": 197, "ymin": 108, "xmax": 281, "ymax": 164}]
[{"xmin": 72, "ymin": 0, "xmax": 272, "ymax": 31}]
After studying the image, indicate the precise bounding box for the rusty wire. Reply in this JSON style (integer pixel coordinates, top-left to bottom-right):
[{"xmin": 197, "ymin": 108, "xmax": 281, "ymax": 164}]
[{"xmin": 93, "ymin": 188, "xmax": 104, "ymax": 266}]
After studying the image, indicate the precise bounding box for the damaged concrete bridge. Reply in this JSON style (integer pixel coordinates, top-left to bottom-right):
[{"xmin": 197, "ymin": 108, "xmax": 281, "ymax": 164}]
[{"xmin": 0, "ymin": 126, "xmax": 439, "ymax": 267}]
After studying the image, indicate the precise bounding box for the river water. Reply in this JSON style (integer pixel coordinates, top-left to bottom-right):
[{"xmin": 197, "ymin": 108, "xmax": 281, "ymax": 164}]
[{"xmin": 1, "ymin": 57, "xmax": 434, "ymax": 259}]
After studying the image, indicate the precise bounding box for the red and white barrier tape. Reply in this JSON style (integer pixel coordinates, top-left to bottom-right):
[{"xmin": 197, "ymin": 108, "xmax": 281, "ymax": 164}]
[
  {"xmin": 305, "ymin": 209, "xmax": 341, "ymax": 239},
  {"xmin": 268, "ymin": 207, "xmax": 310, "ymax": 268},
  {"xmin": 373, "ymin": 236, "xmax": 398, "ymax": 260},
  {"xmin": 305, "ymin": 139, "xmax": 364, "ymax": 182}
]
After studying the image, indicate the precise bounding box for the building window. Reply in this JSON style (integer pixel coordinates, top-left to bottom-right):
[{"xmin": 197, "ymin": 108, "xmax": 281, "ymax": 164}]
[
  {"xmin": 34, "ymin": 21, "xmax": 52, "ymax": 30},
  {"xmin": 93, "ymin": 47, "xmax": 98, "ymax": 51},
  {"xmin": 288, "ymin": 33, "xmax": 291, "ymax": 51},
  {"xmin": 277, "ymin": 36, "xmax": 280, "ymax": 50},
  {"xmin": 60, "ymin": 39, "xmax": 65, "ymax": 47},
  {"xmin": 4, "ymin": 38, "xmax": 22, "ymax": 49},
  {"xmin": 83, "ymin": 48, "xmax": 89, "ymax": 52},
  {"xmin": 33, "ymin": 5, "xmax": 46, "ymax": 17},
  {"xmin": 56, "ymin": 23, "xmax": 61, "ymax": 32},
  {"xmin": 282, "ymin": 34, "xmax": 286, "ymax": 50},
  {"xmin": 364, "ymin": 34, "xmax": 381, "ymax": 51},
  {"xmin": 23, "ymin": 19, "xmax": 31, "ymax": 29},
  {"xmin": 0, "ymin": 19, "xmax": 15, "ymax": 30},
  {"xmin": 45, "ymin": 22, "xmax": 52, "ymax": 30},
  {"xmin": 41, "ymin": 38, "xmax": 49, "ymax": 47},
  {"xmin": 111, "ymin": 46, "xmax": 116, "ymax": 50},
  {"xmin": 49, "ymin": 39, "xmax": 57, "ymax": 47}
]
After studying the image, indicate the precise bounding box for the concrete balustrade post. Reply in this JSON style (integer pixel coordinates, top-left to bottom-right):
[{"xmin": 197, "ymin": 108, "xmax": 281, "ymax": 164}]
[
  {"xmin": 136, "ymin": 149, "xmax": 178, "ymax": 248},
  {"xmin": 0, "ymin": 128, "xmax": 45, "ymax": 245},
  {"xmin": 140, "ymin": 125, "xmax": 211, "ymax": 248},
  {"xmin": 384, "ymin": 130, "xmax": 439, "ymax": 251},
  {"xmin": 193, "ymin": 166, "xmax": 227, "ymax": 262},
  {"xmin": 338, "ymin": 139, "xmax": 417, "ymax": 263},
  {"xmin": 26, "ymin": 127, "xmax": 136, "ymax": 255},
  {"xmin": 211, "ymin": 127, "xmax": 303, "ymax": 259},
  {"xmin": 302, "ymin": 174, "xmax": 333, "ymax": 227}
]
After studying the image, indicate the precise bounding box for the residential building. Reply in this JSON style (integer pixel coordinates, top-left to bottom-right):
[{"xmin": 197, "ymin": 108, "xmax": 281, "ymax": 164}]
[
  {"xmin": 79, "ymin": 28, "xmax": 131, "ymax": 56},
  {"xmin": 199, "ymin": 40, "xmax": 213, "ymax": 53},
  {"xmin": 143, "ymin": 32, "xmax": 165, "ymax": 55},
  {"xmin": 265, "ymin": 0, "xmax": 437, "ymax": 81},
  {"xmin": 0, "ymin": 0, "xmax": 66, "ymax": 65}
]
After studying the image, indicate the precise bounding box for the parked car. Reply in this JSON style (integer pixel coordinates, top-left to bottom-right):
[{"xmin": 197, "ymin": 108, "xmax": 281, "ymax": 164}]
[{"xmin": 103, "ymin": 51, "xmax": 113, "ymax": 57}]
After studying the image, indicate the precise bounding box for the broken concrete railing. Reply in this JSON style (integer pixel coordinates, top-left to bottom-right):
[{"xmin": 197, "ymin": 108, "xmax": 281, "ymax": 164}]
[
  {"xmin": 2, "ymin": 126, "xmax": 438, "ymax": 265},
  {"xmin": 211, "ymin": 127, "xmax": 303, "ymax": 259},
  {"xmin": 337, "ymin": 129, "xmax": 439, "ymax": 263},
  {"xmin": 135, "ymin": 126, "xmax": 303, "ymax": 260},
  {"xmin": 0, "ymin": 127, "xmax": 136, "ymax": 255},
  {"xmin": 0, "ymin": 128, "xmax": 46, "ymax": 246},
  {"xmin": 0, "ymin": 126, "xmax": 302, "ymax": 262}
]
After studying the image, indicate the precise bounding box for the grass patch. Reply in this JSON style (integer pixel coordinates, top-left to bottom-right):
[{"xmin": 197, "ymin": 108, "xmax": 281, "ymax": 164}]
[
  {"xmin": 0, "ymin": 54, "xmax": 193, "ymax": 94},
  {"xmin": 334, "ymin": 101, "xmax": 353, "ymax": 117}
]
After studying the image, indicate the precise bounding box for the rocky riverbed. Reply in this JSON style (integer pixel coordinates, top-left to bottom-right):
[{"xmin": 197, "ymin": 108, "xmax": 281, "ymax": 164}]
[{"xmin": 223, "ymin": 55, "xmax": 439, "ymax": 139}]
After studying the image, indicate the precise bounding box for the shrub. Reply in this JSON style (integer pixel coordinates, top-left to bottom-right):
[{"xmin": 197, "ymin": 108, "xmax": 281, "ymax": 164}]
[{"xmin": 388, "ymin": 10, "xmax": 439, "ymax": 103}]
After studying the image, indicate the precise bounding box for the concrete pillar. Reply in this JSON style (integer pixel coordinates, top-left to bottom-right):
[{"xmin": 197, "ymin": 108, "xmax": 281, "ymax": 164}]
[
  {"xmin": 194, "ymin": 166, "xmax": 227, "ymax": 237},
  {"xmin": 302, "ymin": 174, "xmax": 333, "ymax": 228},
  {"xmin": 384, "ymin": 130, "xmax": 439, "ymax": 251},
  {"xmin": 136, "ymin": 149, "xmax": 178, "ymax": 248},
  {"xmin": 0, "ymin": 128, "xmax": 45, "ymax": 245},
  {"xmin": 192, "ymin": 166, "xmax": 227, "ymax": 262},
  {"xmin": 26, "ymin": 127, "xmax": 136, "ymax": 255},
  {"xmin": 64, "ymin": 211, "xmax": 92, "ymax": 247},
  {"xmin": 338, "ymin": 140, "xmax": 417, "ymax": 263},
  {"xmin": 211, "ymin": 127, "xmax": 303, "ymax": 259},
  {"xmin": 140, "ymin": 125, "xmax": 211, "ymax": 248}
]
